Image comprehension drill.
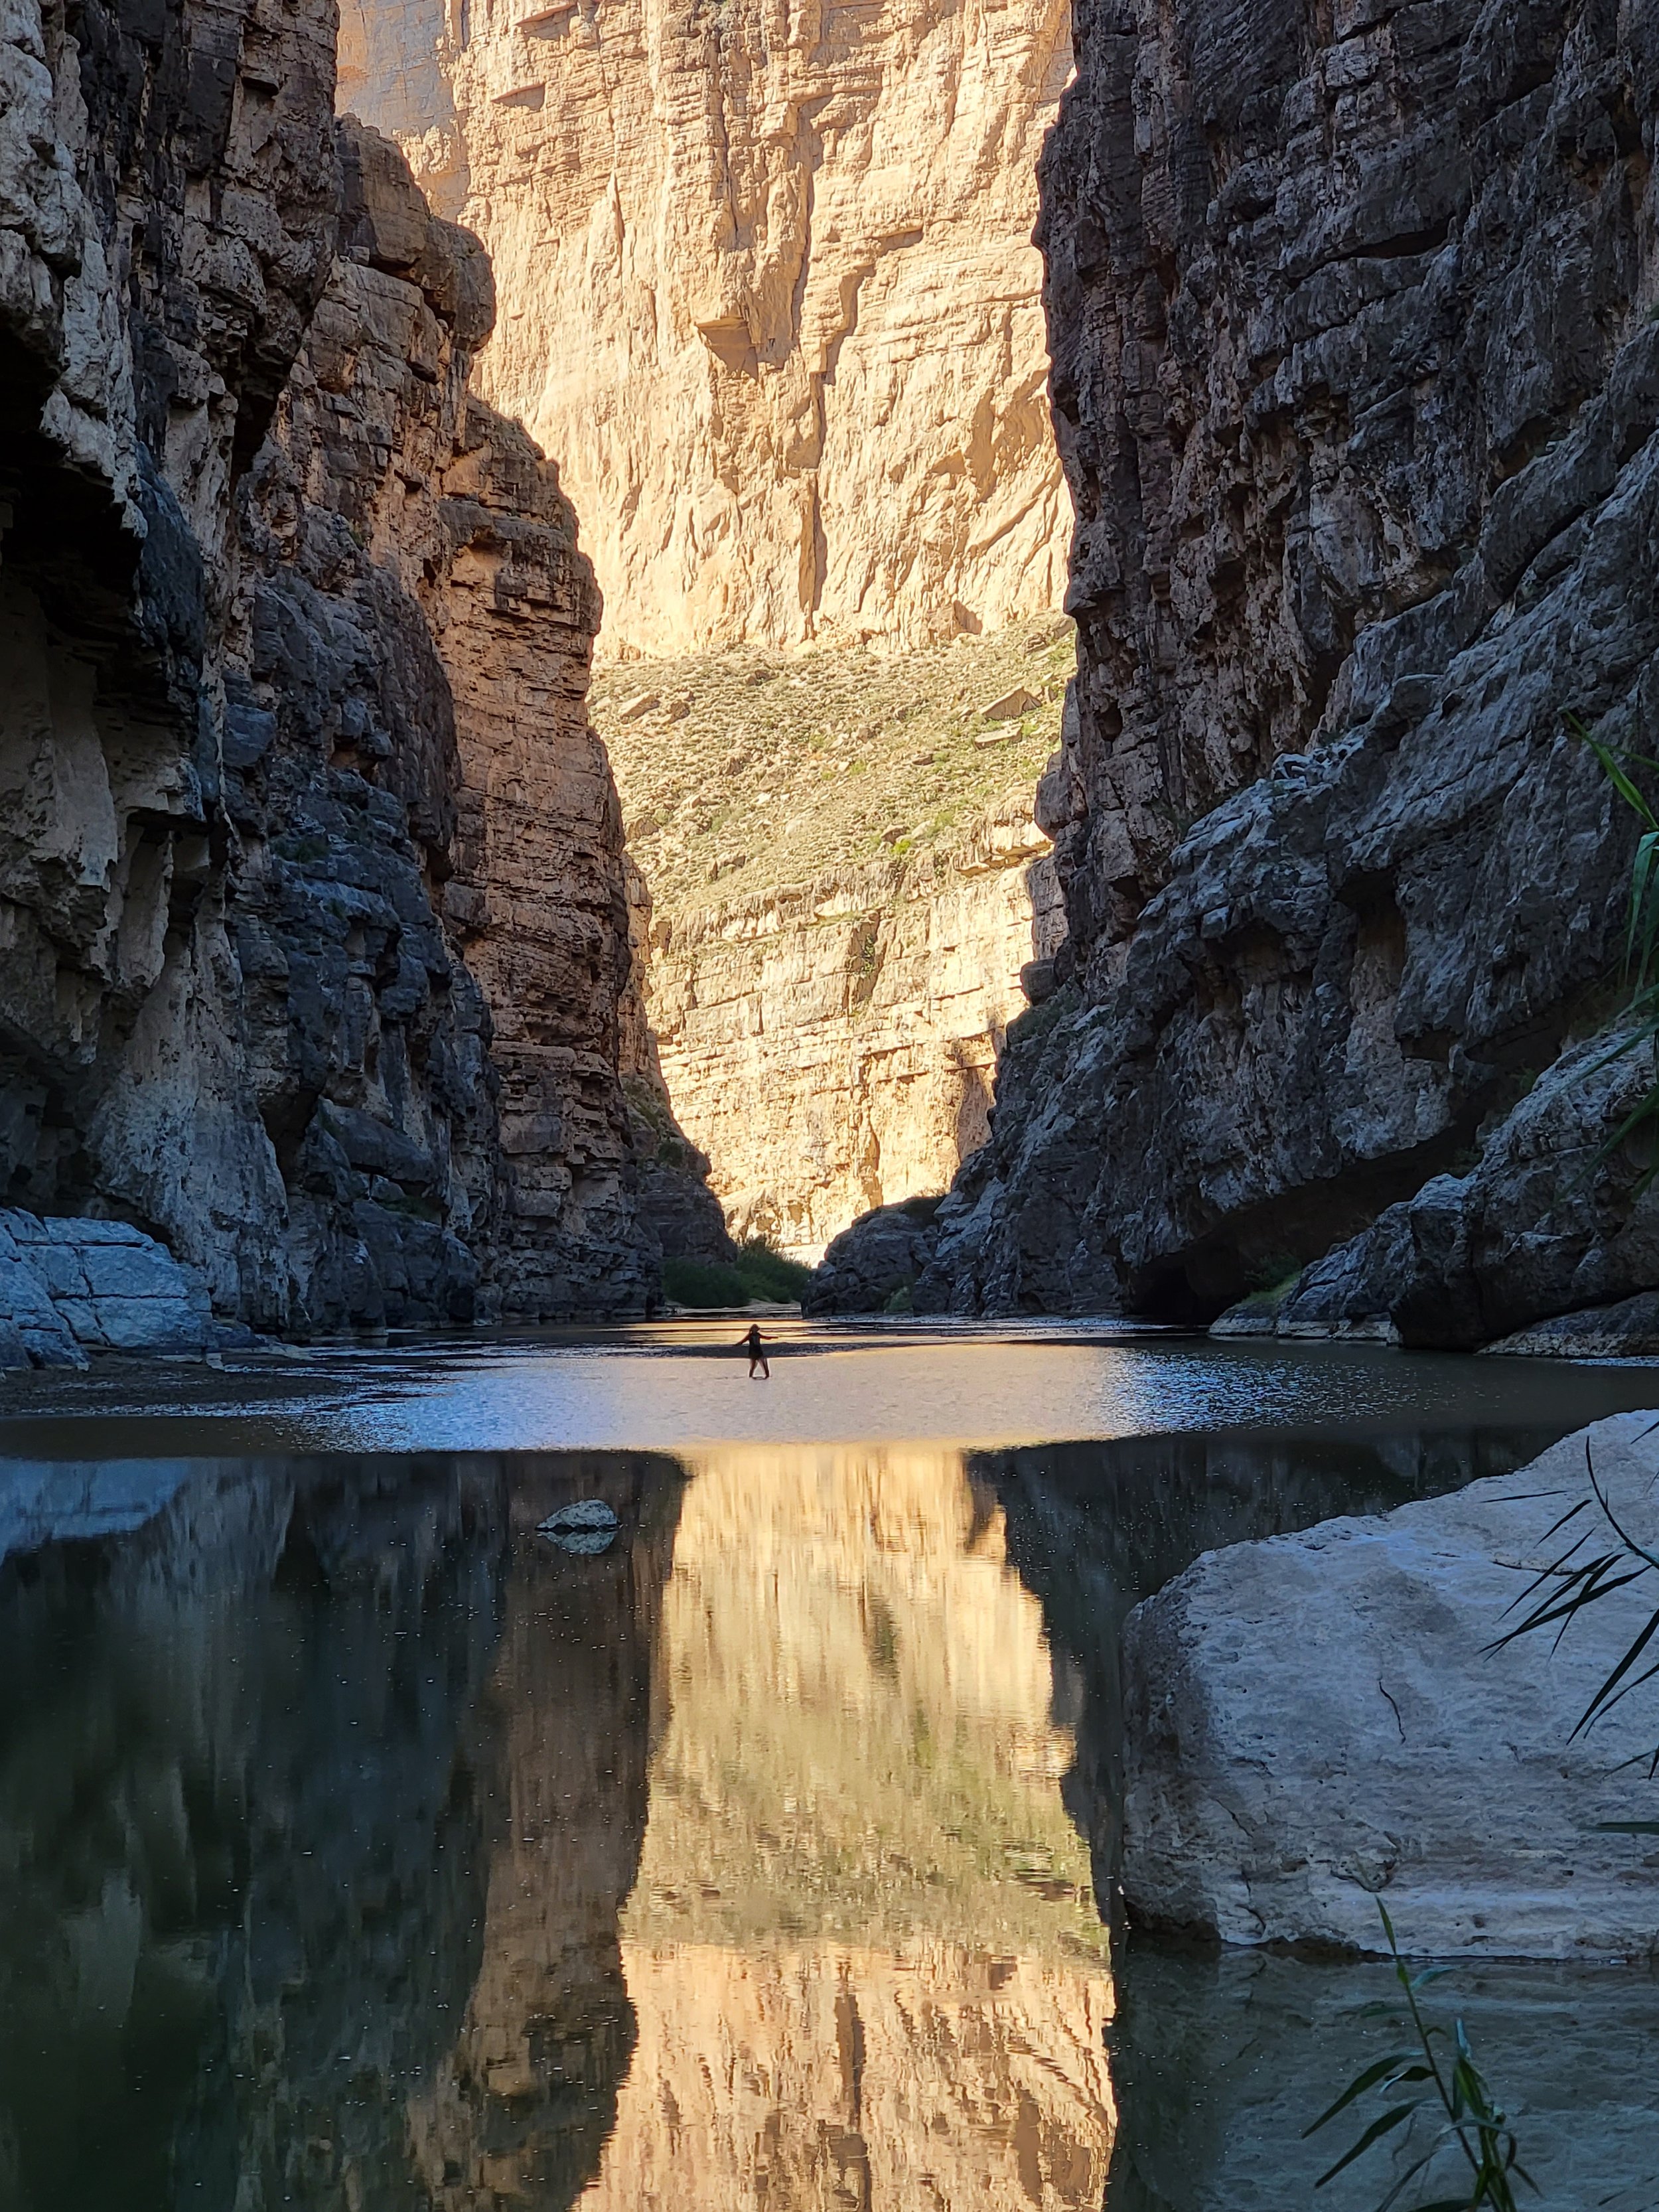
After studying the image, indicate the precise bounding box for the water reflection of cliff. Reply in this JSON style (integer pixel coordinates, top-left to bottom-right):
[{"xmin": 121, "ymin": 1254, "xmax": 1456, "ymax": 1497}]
[
  {"xmin": 407, "ymin": 1455, "xmax": 685, "ymax": 2207},
  {"xmin": 577, "ymin": 1447, "xmax": 1117, "ymax": 2212},
  {"xmin": 0, "ymin": 1449, "xmax": 685, "ymax": 2212}
]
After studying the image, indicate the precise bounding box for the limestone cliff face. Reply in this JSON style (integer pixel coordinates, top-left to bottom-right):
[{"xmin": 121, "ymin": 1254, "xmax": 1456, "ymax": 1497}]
[
  {"xmin": 338, "ymin": 0, "xmax": 1073, "ymax": 659},
  {"xmin": 841, "ymin": 0, "xmax": 1659, "ymax": 1334},
  {"xmin": 647, "ymin": 806, "xmax": 1062, "ymax": 1258},
  {"xmin": 1, "ymin": 0, "xmax": 336, "ymax": 1311},
  {"xmin": 0, "ymin": 0, "xmax": 654, "ymax": 1335},
  {"xmin": 236, "ymin": 124, "xmax": 652, "ymax": 1322}
]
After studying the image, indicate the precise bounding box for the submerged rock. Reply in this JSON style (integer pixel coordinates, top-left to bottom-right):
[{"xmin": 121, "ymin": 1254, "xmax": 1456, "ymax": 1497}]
[
  {"xmin": 1121, "ymin": 1414, "xmax": 1659, "ymax": 1960},
  {"xmin": 538, "ymin": 1499, "xmax": 622, "ymax": 1555}
]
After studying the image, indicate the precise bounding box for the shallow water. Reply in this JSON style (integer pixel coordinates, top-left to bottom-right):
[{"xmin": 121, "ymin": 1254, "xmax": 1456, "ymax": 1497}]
[{"xmin": 1, "ymin": 1330, "xmax": 1656, "ymax": 2209}]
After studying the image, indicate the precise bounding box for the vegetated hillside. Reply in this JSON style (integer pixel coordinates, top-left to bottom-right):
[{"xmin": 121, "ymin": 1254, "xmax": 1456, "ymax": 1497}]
[
  {"xmin": 597, "ymin": 623, "xmax": 1072, "ymax": 1260},
  {"xmin": 597, "ymin": 620, "xmax": 1073, "ymax": 909},
  {"xmin": 824, "ymin": 0, "xmax": 1659, "ymax": 1349}
]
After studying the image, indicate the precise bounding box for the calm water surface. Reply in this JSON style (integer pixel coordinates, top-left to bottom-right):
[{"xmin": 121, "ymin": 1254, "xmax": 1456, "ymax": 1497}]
[{"xmin": 1, "ymin": 1327, "xmax": 1656, "ymax": 2209}]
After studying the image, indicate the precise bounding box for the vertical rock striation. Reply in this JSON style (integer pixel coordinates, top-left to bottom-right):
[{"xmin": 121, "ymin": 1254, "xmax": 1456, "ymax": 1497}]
[
  {"xmin": 338, "ymin": 0, "xmax": 1074, "ymax": 659},
  {"xmin": 0, "ymin": 0, "xmax": 655, "ymax": 1341},
  {"xmin": 841, "ymin": 0, "xmax": 1659, "ymax": 1335},
  {"xmin": 234, "ymin": 122, "xmax": 652, "ymax": 1323},
  {"xmin": 646, "ymin": 814, "xmax": 1062, "ymax": 1260}
]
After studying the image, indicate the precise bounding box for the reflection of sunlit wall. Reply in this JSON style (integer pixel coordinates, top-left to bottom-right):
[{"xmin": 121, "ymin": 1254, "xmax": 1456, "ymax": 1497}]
[
  {"xmin": 406, "ymin": 1454, "xmax": 687, "ymax": 2209},
  {"xmin": 580, "ymin": 1447, "xmax": 1115, "ymax": 2211}
]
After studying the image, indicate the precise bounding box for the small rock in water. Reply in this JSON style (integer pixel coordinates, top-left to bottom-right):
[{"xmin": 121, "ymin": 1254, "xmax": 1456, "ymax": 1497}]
[{"xmin": 538, "ymin": 1498, "xmax": 620, "ymax": 1554}]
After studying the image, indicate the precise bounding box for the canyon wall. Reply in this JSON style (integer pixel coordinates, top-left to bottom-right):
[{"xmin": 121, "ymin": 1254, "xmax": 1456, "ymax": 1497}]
[
  {"xmin": 238, "ymin": 124, "xmax": 652, "ymax": 1321},
  {"xmin": 599, "ymin": 626, "xmax": 1075, "ymax": 1260},
  {"xmin": 338, "ymin": 0, "xmax": 1074, "ymax": 659},
  {"xmin": 823, "ymin": 0, "xmax": 1659, "ymax": 1339},
  {"xmin": 339, "ymin": 0, "xmax": 1081, "ymax": 1258},
  {"xmin": 647, "ymin": 804, "xmax": 1062, "ymax": 1258},
  {"xmin": 0, "ymin": 0, "xmax": 655, "ymax": 1338}
]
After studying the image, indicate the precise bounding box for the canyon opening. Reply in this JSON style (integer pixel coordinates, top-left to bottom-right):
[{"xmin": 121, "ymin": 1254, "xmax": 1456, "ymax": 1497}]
[
  {"xmin": 338, "ymin": 0, "xmax": 1080, "ymax": 1280},
  {"xmin": 4, "ymin": 0, "xmax": 1659, "ymax": 2207}
]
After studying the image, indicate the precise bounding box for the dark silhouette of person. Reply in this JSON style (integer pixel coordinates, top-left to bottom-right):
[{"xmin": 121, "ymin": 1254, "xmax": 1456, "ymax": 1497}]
[{"xmin": 742, "ymin": 1322, "xmax": 770, "ymax": 1379}]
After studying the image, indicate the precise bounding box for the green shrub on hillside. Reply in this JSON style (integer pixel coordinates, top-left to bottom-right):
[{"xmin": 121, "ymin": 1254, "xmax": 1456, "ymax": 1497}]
[{"xmin": 734, "ymin": 1237, "xmax": 812, "ymax": 1301}]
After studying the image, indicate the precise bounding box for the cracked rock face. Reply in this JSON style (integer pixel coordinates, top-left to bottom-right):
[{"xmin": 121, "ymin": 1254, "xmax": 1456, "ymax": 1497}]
[
  {"xmin": 338, "ymin": 0, "xmax": 1074, "ymax": 657},
  {"xmin": 1, "ymin": 0, "xmax": 656, "ymax": 1339},
  {"xmin": 233, "ymin": 124, "xmax": 654, "ymax": 1325},
  {"xmin": 883, "ymin": 0, "xmax": 1659, "ymax": 1330}
]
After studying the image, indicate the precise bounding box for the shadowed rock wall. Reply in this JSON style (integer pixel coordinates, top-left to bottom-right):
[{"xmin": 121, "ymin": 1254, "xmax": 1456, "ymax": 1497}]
[
  {"xmin": 845, "ymin": 0, "xmax": 1659, "ymax": 1335},
  {"xmin": 0, "ymin": 0, "xmax": 656, "ymax": 1337}
]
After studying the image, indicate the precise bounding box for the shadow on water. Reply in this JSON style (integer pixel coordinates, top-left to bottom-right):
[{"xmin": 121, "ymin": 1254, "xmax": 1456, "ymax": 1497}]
[{"xmin": 0, "ymin": 1450, "xmax": 687, "ymax": 2212}]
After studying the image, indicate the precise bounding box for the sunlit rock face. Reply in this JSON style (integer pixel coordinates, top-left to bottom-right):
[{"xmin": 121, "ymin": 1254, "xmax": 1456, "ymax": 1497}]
[
  {"xmin": 646, "ymin": 836, "xmax": 1063, "ymax": 1259},
  {"xmin": 338, "ymin": 0, "xmax": 1073, "ymax": 660},
  {"xmin": 576, "ymin": 1447, "xmax": 1116, "ymax": 2209}
]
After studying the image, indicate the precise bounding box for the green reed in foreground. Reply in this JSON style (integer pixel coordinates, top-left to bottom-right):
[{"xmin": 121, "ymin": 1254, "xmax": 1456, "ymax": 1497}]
[{"xmin": 1305, "ymin": 1903, "xmax": 1534, "ymax": 2211}]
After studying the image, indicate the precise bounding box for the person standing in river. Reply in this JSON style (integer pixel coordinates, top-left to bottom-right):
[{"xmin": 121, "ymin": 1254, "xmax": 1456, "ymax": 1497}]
[{"xmin": 742, "ymin": 1322, "xmax": 770, "ymax": 1379}]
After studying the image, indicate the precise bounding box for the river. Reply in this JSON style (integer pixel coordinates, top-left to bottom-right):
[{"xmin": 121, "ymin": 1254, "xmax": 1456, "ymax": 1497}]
[{"xmin": 1, "ymin": 1324, "xmax": 1655, "ymax": 2209}]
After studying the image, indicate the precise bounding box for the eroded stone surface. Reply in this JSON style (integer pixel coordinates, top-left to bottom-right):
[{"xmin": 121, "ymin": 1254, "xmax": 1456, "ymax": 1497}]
[
  {"xmin": 340, "ymin": 0, "xmax": 1073, "ymax": 658},
  {"xmin": 1120, "ymin": 1414, "xmax": 1659, "ymax": 1959},
  {"xmin": 647, "ymin": 812, "xmax": 1062, "ymax": 1260},
  {"xmin": 824, "ymin": 0, "xmax": 1659, "ymax": 1335},
  {"xmin": 1, "ymin": 0, "xmax": 657, "ymax": 1338}
]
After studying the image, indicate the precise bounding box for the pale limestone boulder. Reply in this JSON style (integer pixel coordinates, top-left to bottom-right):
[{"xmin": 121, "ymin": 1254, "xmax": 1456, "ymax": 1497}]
[{"xmin": 1121, "ymin": 1414, "xmax": 1659, "ymax": 1960}]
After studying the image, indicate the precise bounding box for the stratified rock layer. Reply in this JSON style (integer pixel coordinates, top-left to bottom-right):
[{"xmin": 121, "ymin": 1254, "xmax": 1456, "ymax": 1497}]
[
  {"xmin": 1, "ymin": 0, "xmax": 654, "ymax": 1340},
  {"xmin": 1119, "ymin": 1415, "xmax": 1659, "ymax": 1960},
  {"xmin": 840, "ymin": 0, "xmax": 1659, "ymax": 1334},
  {"xmin": 648, "ymin": 814, "xmax": 1062, "ymax": 1259},
  {"xmin": 339, "ymin": 0, "xmax": 1073, "ymax": 658},
  {"xmin": 236, "ymin": 125, "xmax": 652, "ymax": 1321}
]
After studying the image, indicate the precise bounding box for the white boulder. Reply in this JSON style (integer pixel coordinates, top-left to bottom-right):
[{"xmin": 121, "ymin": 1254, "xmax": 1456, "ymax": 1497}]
[{"xmin": 1121, "ymin": 1412, "xmax": 1659, "ymax": 1959}]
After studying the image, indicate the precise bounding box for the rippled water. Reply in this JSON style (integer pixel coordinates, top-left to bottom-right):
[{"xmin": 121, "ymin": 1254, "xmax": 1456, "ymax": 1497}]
[{"xmin": 2, "ymin": 1330, "xmax": 1656, "ymax": 2209}]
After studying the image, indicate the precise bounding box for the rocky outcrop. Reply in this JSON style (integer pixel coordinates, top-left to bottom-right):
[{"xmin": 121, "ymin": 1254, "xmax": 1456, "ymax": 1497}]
[
  {"xmin": 1119, "ymin": 1414, "xmax": 1659, "ymax": 1959},
  {"xmin": 338, "ymin": 0, "xmax": 1073, "ymax": 658},
  {"xmin": 647, "ymin": 806, "xmax": 1063, "ymax": 1259},
  {"xmin": 234, "ymin": 123, "xmax": 652, "ymax": 1323},
  {"xmin": 0, "ymin": 1211, "xmax": 227, "ymax": 1366},
  {"xmin": 1, "ymin": 0, "xmax": 656, "ymax": 1345},
  {"xmin": 1213, "ymin": 1038, "xmax": 1659, "ymax": 1349},
  {"xmin": 822, "ymin": 0, "xmax": 1659, "ymax": 1335}
]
